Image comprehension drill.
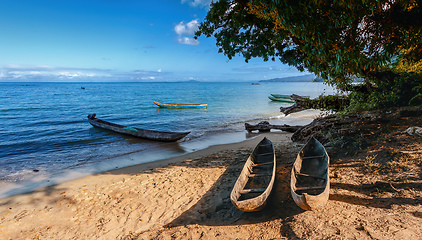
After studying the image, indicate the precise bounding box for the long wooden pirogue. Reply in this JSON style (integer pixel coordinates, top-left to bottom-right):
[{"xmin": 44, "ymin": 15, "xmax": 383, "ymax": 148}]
[
  {"xmin": 291, "ymin": 137, "xmax": 330, "ymax": 210},
  {"xmin": 230, "ymin": 137, "xmax": 276, "ymax": 212},
  {"xmin": 87, "ymin": 114, "xmax": 190, "ymax": 142},
  {"xmin": 153, "ymin": 101, "xmax": 207, "ymax": 108}
]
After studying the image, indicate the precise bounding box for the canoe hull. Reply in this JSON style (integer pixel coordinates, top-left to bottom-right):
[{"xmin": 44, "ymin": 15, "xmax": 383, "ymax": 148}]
[
  {"xmin": 270, "ymin": 94, "xmax": 290, "ymax": 99},
  {"xmin": 154, "ymin": 101, "xmax": 207, "ymax": 108},
  {"xmin": 87, "ymin": 114, "xmax": 189, "ymax": 142},
  {"xmin": 230, "ymin": 137, "xmax": 276, "ymax": 212},
  {"xmin": 270, "ymin": 94, "xmax": 310, "ymax": 99},
  {"xmin": 291, "ymin": 137, "xmax": 330, "ymax": 210},
  {"xmin": 268, "ymin": 96, "xmax": 295, "ymax": 103}
]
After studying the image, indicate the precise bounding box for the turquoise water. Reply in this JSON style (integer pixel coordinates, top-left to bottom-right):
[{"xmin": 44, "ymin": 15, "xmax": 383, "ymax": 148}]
[{"xmin": 0, "ymin": 81, "xmax": 336, "ymax": 195}]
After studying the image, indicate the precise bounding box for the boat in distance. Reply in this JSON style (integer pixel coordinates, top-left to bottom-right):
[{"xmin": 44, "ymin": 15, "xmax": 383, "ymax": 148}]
[
  {"xmin": 291, "ymin": 137, "xmax": 330, "ymax": 210},
  {"xmin": 153, "ymin": 101, "xmax": 208, "ymax": 108},
  {"xmin": 87, "ymin": 114, "xmax": 190, "ymax": 142},
  {"xmin": 268, "ymin": 96, "xmax": 295, "ymax": 103},
  {"xmin": 230, "ymin": 137, "xmax": 276, "ymax": 212},
  {"xmin": 270, "ymin": 94, "xmax": 310, "ymax": 99}
]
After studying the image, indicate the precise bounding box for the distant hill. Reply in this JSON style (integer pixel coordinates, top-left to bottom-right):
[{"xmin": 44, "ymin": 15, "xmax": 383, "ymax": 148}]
[{"xmin": 259, "ymin": 75, "xmax": 323, "ymax": 82}]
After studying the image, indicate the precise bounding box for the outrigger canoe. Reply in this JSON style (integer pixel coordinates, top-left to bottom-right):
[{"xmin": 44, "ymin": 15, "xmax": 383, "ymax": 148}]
[
  {"xmin": 230, "ymin": 137, "xmax": 276, "ymax": 212},
  {"xmin": 268, "ymin": 96, "xmax": 295, "ymax": 103},
  {"xmin": 291, "ymin": 137, "xmax": 330, "ymax": 210},
  {"xmin": 154, "ymin": 101, "xmax": 207, "ymax": 108},
  {"xmin": 87, "ymin": 114, "xmax": 189, "ymax": 142}
]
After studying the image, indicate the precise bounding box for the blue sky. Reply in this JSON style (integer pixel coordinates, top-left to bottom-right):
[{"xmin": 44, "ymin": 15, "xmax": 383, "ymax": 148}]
[{"xmin": 0, "ymin": 0, "xmax": 308, "ymax": 82}]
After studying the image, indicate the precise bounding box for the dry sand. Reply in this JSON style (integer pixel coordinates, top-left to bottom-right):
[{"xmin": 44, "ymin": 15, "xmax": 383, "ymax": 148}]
[{"xmin": 0, "ymin": 131, "xmax": 421, "ymax": 239}]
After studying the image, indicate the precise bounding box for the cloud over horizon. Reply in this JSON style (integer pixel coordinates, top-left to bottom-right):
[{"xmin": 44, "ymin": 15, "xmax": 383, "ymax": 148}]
[{"xmin": 0, "ymin": 65, "xmax": 171, "ymax": 82}]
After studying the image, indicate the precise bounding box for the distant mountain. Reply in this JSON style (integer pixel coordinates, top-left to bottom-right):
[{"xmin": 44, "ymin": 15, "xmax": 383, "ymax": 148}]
[{"xmin": 259, "ymin": 75, "xmax": 323, "ymax": 82}]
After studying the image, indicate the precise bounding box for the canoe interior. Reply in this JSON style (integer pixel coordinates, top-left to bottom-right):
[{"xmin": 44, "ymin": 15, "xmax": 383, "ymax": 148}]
[
  {"xmin": 238, "ymin": 146, "xmax": 273, "ymax": 201},
  {"xmin": 291, "ymin": 137, "xmax": 330, "ymax": 210},
  {"xmin": 294, "ymin": 138, "xmax": 328, "ymax": 193},
  {"xmin": 231, "ymin": 137, "xmax": 276, "ymax": 212}
]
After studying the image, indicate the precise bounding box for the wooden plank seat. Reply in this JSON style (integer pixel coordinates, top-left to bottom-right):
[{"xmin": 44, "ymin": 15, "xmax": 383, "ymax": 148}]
[
  {"xmin": 248, "ymin": 173, "xmax": 272, "ymax": 177},
  {"xmin": 239, "ymin": 188, "xmax": 266, "ymax": 194},
  {"xmin": 295, "ymin": 186, "xmax": 326, "ymax": 191},
  {"xmin": 295, "ymin": 172, "xmax": 326, "ymax": 180},
  {"xmin": 301, "ymin": 155, "xmax": 324, "ymax": 159},
  {"xmin": 251, "ymin": 162, "xmax": 273, "ymax": 167}
]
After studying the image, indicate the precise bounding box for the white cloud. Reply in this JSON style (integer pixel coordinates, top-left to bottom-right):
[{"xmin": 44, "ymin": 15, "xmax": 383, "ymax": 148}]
[
  {"xmin": 174, "ymin": 20, "xmax": 199, "ymax": 36},
  {"xmin": 0, "ymin": 65, "xmax": 176, "ymax": 82},
  {"xmin": 174, "ymin": 20, "xmax": 200, "ymax": 45},
  {"xmin": 181, "ymin": 0, "xmax": 211, "ymax": 7},
  {"xmin": 177, "ymin": 37, "xmax": 200, "ymax": 45}
]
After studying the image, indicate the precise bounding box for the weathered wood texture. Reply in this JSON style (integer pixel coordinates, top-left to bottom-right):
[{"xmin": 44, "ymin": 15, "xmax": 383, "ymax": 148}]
[
  {"xmin": 291, "ymin": 137, "xmax": 330, "ymax": 210},
  {"xmin": 245, "ymin": 121, "xmax": 302, "ymax": 133},
  {"xmin": 230, "ymin": 137, "xmax": 276, "ymax": 212}
]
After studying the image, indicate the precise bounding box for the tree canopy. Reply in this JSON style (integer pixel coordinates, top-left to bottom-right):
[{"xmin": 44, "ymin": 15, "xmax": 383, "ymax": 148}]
[{"xmin": 196, "ymin": 0, "xmax": 422, "ymax": 109}]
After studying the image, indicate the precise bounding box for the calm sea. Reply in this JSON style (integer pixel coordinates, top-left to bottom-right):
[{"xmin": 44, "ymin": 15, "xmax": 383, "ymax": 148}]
[{"xmin": 0, "ymin": 81, "xmax": 336, "ymax": 197}]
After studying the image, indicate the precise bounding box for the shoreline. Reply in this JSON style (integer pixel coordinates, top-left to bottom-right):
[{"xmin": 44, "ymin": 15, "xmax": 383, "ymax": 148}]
[
  {"xmin": 0, "ymin": 131, "xmax": 296, "ymax": 239},
  {"xmin": 1, "ymin": 106, "xmax": 421, "ymax": 239},
  {"xmin": 0, "ymin": 109, "xmax": 321, "ymax": 199}
]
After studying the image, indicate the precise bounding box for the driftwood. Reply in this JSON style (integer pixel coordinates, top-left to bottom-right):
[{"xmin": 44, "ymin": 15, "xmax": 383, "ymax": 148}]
[
  {"xmin": 245, "ymin": 121, "xmax": 302, "ymax": 133},
  {"xmin": 279, "ymin": 94, "xmax": 313, "ymax": 115}
]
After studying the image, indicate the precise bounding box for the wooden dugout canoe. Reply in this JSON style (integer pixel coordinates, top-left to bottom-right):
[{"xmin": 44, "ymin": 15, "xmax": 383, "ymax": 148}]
[
  {"xmin": 291, "ymin": 137, "xmax": 330, "ymax": 210},
  {"xmin": 87, "ymin": 114, "xmax": 190, "ymax": 142},
  {"xmin": 270, "ymin": 94, "xmax": 310, "ymax": 99},
  {"xmin": 230, "ymin": 137, "xmax": 276, "ymax": 212},
  {"xmin": 153, "ymin": 101, "xmax": 207, "ymax": 108},
  {"xmin": 268, "ymin": 96, "xmax": 295, "ymax": 103}
]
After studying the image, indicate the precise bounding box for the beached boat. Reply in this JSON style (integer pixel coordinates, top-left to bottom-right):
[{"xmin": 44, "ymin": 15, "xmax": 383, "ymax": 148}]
[
  {"xmin": 291, "ymin": 137, "xmax": 330, "ymax": 210},
  {"xmin": 87, "ymin": 114, "xmax": 190, "ymax": 142},
  {"xmin": 230, "ymin": 137, "xmax": 276, "ymax": 212},
  {"xmin": 153, "ymin": 101, "xmax": 207, "ymax": 108},
  {"xmin": 270, "ymin": 94, "xmax": 310, "ymax": 99},
  {"xmin": 268, "ymin": 96, "xmax": 295, "ymax": 103}
]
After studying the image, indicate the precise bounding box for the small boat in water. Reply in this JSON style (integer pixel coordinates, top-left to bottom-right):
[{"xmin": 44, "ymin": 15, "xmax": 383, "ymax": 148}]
[
  {"xmin": 270, "ymin": 94, "xmax": 310, "ymax": 99},
  {"xmin": 291, "ymin": 137, "xmax": 330, "ymax": 210},
  {"xmin": 268, "ymin": 96, "xmax": 295, "ymax": 103},
  {"xmin": 270, "ymin": 94, "xmax": 290, "ymax": 99},
  {"xmin": 230, "ymin": 137, "xmax": 276, "ymax": 212},
  {"xmin": 87, "ymin": 114, "xmax": 190, "ymax": 142},
  {"xmin": 153, "ymin": 101, "xmax": 208, "ymax": 108}
]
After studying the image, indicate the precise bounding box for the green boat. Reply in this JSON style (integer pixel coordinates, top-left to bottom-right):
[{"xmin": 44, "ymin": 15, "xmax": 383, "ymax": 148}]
[
  {"xmin": 270, "ymin": 94, "xmax": 291, "ymax": 99},
  {"xmin": 270, "ymin": 94, "xmax": 310, "ymax": 99},
  {"xmin": 268, "ymin": 96, "xmax": 295, "ymax": 103}
]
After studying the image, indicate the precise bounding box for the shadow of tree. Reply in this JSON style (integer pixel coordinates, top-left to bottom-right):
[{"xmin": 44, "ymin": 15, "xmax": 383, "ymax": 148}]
[
  {"xmin": 165, "ymin": 142, "xmax": 305, "ymax": 228},
  {"xmin": 330, "ymin": 181, "xmax": 422, "ymax": 208}
]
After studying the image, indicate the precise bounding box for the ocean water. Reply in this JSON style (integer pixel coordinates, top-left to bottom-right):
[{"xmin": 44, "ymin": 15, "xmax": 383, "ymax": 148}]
[{"xmin": 0, "ymin": 81, "xmax": 336, "ymax": 197}]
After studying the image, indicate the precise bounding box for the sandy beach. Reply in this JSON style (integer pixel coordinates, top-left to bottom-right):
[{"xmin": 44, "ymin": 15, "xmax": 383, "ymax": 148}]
[{"xmin": 1, "ymin": 129, "xmax": 421, "ymax": 239}]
